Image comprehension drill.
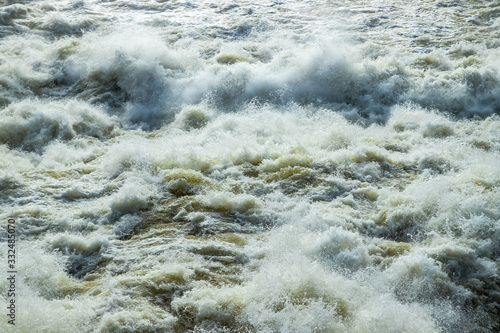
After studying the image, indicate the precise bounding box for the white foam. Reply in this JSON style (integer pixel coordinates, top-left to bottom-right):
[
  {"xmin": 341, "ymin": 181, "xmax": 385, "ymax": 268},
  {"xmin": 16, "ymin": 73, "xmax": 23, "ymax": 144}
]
[
  {"xmin": 0, "ymin": 99, "xmax": 116, "ymax": 153},
  {"xmin": 2, "ymin": 1, "xmax": 500, "ymax": 332}
]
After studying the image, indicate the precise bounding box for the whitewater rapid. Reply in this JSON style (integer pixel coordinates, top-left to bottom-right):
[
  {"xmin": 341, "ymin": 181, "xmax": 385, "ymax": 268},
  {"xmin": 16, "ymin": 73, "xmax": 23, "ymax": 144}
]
[{"xmin": 0, "ymin": 0, "xmax": 499, "ymax": 332}]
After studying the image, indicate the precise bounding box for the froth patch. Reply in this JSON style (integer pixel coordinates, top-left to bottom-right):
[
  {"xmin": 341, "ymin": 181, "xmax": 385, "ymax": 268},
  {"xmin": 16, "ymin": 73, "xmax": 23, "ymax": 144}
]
[
  {"xmin": 163, "ymin": 168, "xmax": 212, "ymax": 197},
  {"xmin": 260, "ymin": 153, "xmax": 312, "ymax": 173},
  {"xmin": 423, "ymin": 122, "xmax": 454, "ymax": 138},
  {"xmin": 0, "ymin": 100, "xmax": 116, "ymax": 153},
  {"xmin": 61, "ymin": 186, "xmax": 94, "ymax": 200},
  {"xmin": 0, "ymin": 4, "xmax": 29, "ymax": 25},
  {"xmin": 109, "ymin": 179, "xmax": 156, "ymax": 219},
  {"xmin": 99, "ymin": 305, "xmax": 176, "ymax": 333},
  {"xmin": 172, "ymin": 106, "xmax": 214, "ymax": 131},
  {"xmin": 460, "ymin": 159, "xmax": 500, "ymax": 189},
  {"xmin": 46, "ymin": 233, "xmax": 110, "ymax": 278},
  {"xmin": 0, "ymin": 168, "xmax": 22, "ymax": 190},
  {"xmin": 47, "ymin": 233, "xmax": 109, "ymax": 255},
  {"xmin": 14, "ymin": 244, "xmax": 78, "ymax": 299},
  {"xmin": 216, "ymin": 54, "xmax": 248, "ymax": 65},
  {"xmin": 307, "ymin": 227, "xmax": 371, "ymax": 271},
  {"xmin": 351, "ymin": 295, "xmax": 439, "ymax": 333},
  {"xmin": 62, "ymin": 27, "xmax": 202, "ymax": 129},
  {"xmin": 11, "ymin": 293, "xmax": 95, "ymax": 333},
  {"xmin": 33, "ymin": 11, "xmax": 96, "ymax": 37},
  {"xmin": 385, "ymin": 253, "xmax": 460, "ymax": 302},
  {"xmin": 200, "ymin": 193, "xmax": 261, "ymax": 214},
  {"xmin": 172, "ymin": 256, "xmax": 360, "ymax": 331}
]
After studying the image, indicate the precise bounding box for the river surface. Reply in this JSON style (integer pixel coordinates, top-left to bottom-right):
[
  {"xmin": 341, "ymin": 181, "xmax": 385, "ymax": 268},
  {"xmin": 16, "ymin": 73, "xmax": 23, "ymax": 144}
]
[{"xmin": 0, "ymin": 0, "xmax": 499, "ymax": 332}]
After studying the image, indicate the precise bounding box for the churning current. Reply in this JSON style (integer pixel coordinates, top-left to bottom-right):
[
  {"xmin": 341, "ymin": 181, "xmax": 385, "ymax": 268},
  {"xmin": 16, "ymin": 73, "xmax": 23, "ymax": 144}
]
[{"xmin": 0, "ymin": 0, "xmax": 499, "ymax": 332}]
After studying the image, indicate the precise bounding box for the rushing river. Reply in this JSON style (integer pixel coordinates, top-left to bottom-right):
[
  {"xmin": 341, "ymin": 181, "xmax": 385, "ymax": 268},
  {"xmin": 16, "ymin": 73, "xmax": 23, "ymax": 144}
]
[{"xmin": 1, "ymin": 0, "xmax": 499, "ymax": 332}]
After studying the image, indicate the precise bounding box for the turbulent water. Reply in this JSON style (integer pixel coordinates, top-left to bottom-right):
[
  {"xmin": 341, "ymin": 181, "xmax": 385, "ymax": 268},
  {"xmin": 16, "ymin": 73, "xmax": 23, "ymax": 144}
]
[{"xmin": 0, "ymin": 0, "xmax": 500, "ymax": 332}]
